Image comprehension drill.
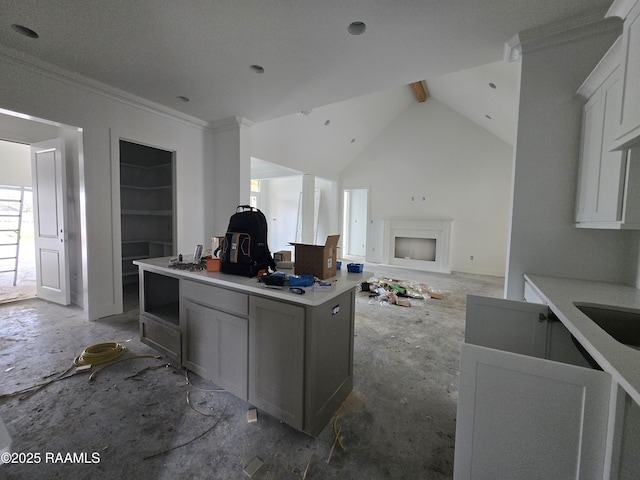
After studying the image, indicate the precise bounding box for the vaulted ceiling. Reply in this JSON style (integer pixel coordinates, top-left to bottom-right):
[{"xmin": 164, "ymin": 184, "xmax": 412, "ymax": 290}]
[{"xmin": 0, "ymin": 1, "xmax": 612, "ymax": 175}]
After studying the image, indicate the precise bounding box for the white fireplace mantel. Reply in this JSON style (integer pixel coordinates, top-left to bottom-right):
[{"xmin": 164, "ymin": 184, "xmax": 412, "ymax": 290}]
[{"xmin": 383, "ymin": 218, "xmax": 452, "ymax": 273}]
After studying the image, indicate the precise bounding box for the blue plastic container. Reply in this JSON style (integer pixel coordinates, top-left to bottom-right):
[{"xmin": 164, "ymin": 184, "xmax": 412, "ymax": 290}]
[{"xmin": 347, "ymin": 263, "xmax": 364, "ymax": 273}]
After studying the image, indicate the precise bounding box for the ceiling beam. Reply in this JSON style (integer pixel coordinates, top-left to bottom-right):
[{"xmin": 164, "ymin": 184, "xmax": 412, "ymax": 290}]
[{"xmin": 409, "ymin": 81, "xmax": 429, "ymax": 102}]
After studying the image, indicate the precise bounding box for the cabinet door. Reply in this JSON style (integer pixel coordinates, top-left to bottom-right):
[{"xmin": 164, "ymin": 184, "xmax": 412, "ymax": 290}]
[
  {"xmin": 614, "ymin": 0, "xmax": 640, "ymax": 150},
  {"xmin": 465, "ymin": 295, "xmax": 549, "ymax": 358},
  {"xmin": 249, "ymin": 297, "xmax": 305, "ymax": 431},
  {"xmin": 576, "ymin": 66, "xmax": 627, "ymax": 225},
  {"xmin": 594, "ymin": 70, "xmax": 626, "ymax": 222},
  {"xmin": 140, "ymin": 313, "xmax": 181, "ymax": 362},
  {"xmin": 454, "ymin": 343, "xmax": 612, "ymax": 480},
  {"xmin": 576, "ymin": 92, "xmax": 604, "ymax": 223},
  {"xmin": 182, "ymin": 299, "xmax": 248, "ymax": 399}
]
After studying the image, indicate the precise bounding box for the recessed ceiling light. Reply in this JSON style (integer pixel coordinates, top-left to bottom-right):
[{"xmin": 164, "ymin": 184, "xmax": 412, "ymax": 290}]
[
  {"xmin": 250, "ymin": 64, "xmax": 265, "ymax": 74},
  {"xmin": 177, "ymin": 96, "xmax": 190, "ymax": 102},
  {"xmin": 348, "ymin": 21, "xmax": 366, "ymax": 35},
  {"xmin": 489, "ymin": 82, "xmax": 497, "ymax": 89},
  {"xmin": 11, "ymin": 24, "xmax": 39, "ymax": 39}
]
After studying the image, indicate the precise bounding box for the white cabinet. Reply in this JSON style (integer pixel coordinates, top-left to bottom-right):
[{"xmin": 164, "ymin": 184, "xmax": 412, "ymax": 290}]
[
  {"xmin": 575, "ymin": 37, "xmax": 640, "ymax": 229},
  {"xmin": 609, "ymin": 0, "xmax": 640, "ymax": 151},
  {"xmin": 465, "ymin": 295, "xmax": 549, "ymax": 358},
  {"xmin": 454, "ymin": 296, "xmax": 613, "ymax": 480}
]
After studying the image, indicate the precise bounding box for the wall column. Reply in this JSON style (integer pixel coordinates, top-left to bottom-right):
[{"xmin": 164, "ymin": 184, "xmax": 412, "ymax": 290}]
[
  {"xmin": 211, "ymin": 117, "xmax": 253, "ymax": 236},
  {"xmin": 503, "ymin": 11, "xmax": 625, "ymax": 299},
  {"xmin": 301, "ymin": 174, "xmax": 316, "ymax": 244}
]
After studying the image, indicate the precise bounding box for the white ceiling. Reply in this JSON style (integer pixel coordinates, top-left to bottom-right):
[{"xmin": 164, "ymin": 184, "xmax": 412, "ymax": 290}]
[{"xmin": 0, "ymin": 1, "xmax": 612, "ymax": 175}]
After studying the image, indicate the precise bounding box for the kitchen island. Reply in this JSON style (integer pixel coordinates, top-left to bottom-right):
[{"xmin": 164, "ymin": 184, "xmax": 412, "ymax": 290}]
[{"xmin": 133, "ymin": 257, "xmax": 369, "ymax": 436}]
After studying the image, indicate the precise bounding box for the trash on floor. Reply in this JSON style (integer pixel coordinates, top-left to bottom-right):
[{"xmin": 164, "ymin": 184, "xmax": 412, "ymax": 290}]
[
  {"xmin": 360, "ymin": 277, "xmax": 446, "ymax": 306},
  {"xmin": 247, "ymin": 408, "xmax": 258, "ymax": 423},
  {"xmin": 243, "ymin": 456, "xmax": 264, "ymax": 477}
]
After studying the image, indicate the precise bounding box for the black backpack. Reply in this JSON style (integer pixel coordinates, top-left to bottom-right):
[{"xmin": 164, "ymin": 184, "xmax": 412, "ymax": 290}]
[{"xmin": 220, "ymin": 205, "xmax": 276, "ymax": 277}]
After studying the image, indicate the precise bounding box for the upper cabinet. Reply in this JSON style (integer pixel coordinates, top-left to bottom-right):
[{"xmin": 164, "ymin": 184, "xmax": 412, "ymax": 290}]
[
  {"xmin": 575, "ymin": 38, "xmax": 640, "ymax": 229},
  {"xmin": 608, "ymin": 0, "xmax": 640, "ymax": 150}
]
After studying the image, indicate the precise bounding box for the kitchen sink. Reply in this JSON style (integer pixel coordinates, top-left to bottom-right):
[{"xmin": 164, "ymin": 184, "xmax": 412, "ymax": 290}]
[{"xmin": 574, "ymin": 303, "xmax": 640, "ymax": 350}]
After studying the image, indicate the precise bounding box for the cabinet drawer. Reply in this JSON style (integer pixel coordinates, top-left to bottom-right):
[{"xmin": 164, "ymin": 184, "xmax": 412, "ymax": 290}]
[
  {"xmin": 140, "ymin": 313, "xmax": 181, "ymax": 362},
  {"xmin": 181, "ymin": 279, "xmax": 248, "ymax": 316}
]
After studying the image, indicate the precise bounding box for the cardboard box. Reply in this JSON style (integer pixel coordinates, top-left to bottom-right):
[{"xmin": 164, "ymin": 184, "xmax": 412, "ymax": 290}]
[
  {"xmin": 290, "ymin": 235, "xmax": 340, "ymax": 280},
  {"xmin": 273, "ymin": 250, "xmax": 292, "ymax": 262}
]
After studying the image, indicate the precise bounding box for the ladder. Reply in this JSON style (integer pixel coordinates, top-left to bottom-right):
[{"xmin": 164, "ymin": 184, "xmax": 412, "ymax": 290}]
[{"xmin": 0, "ymin": 185, "xmax": 25, "ymax": 286}]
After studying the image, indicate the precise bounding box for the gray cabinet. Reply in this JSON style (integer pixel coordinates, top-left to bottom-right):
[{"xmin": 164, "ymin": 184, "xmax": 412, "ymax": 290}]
[
  {"xmin": 139, "ymin": 270, "xmax": 181, "ymax": 362},
  {"xmin": 135, "ymin": 261, "xmax": 358, "ymax": 436},
  {"xmin": 249, "ymin": 296, "xmax": 305, "ymax": 430},
  {"xmin": 182, "ymin": 298, "xmax": 248, "ymax": 399},
  {"xmin": 248, "ymin": 290, "xmax": 355, "ymax": 435},
  {"xmin": 180, "ymin": 279, "xmax": 249, "ymax": 399}
]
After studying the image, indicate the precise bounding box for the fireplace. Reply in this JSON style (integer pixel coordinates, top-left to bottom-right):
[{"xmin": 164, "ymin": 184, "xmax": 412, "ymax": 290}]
[{"xmin": 384, "ymin": 219, "xmax": 451, "ymax": 273}]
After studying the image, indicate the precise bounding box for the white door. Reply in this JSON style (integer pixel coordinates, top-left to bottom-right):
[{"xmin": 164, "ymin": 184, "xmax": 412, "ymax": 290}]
[
  {"xmin": 455, "ymin": 343, "xmax": 612, "ymax": 480},
  {"xmin": 343, "ymin": 188, "xmax": 367, "ymax": 257},
  {"xmin": 31, "ymin": 139, "xmax": 70, "ymax": 305}
]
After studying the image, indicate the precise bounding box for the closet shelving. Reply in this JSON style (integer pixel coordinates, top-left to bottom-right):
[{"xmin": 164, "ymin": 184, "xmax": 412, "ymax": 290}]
[{"xmin": 120, "ymin": 147, "xmax": 174, "ymax": 285}]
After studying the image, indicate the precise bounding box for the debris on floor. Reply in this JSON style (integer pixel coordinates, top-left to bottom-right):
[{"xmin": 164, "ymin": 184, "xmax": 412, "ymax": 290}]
[
  {"xmin": 247, "ymin": 407, "xmax": 258, "ymax": 423},
  {"xmin": 302, "ymin": 454, "xmax": 317, "ymax": 479},
  {"xmin": 360, "ymin": 277, "xmax": 446, "ymax": 306},
  {"xmin": 243, "ymin": 456, "xmax": 264, "ymax": 477}
]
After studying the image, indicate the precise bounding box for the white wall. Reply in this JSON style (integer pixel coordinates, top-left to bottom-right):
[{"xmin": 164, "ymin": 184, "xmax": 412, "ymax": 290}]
[
  {"xmin": 314, "ymin": 177, "xmax": 339, "ymax": 244},
  {"xmin": 341, "ymin": 98, "xmax": 514, "ymax": 277},
  {"xmin": 260, "ymin": 175, "xmax": 302, "ymax": 256},
  {"xmin": 258, "ymin": 174, "xmax": 338, "ymax": 260},
  {"xmin": 0, "ymin": 52, "xmax": 214, "ymax": 319},
  {"xmin": 0, "ymin": 140, "xmax": 31, "ymax": 187},
  {"xmin": 505, "ymin": 21, "xmax": 631, "ymax": 299}
]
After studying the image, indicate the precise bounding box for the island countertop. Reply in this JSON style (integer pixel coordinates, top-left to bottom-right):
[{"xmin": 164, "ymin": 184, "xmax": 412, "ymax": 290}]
[
  {"xmin": 133, "ymin": 257, "xmax": 370, "ymax": 307},
  {"xmin": 525, "ymin": 274, "xmax": 640, "ymax": 405}
]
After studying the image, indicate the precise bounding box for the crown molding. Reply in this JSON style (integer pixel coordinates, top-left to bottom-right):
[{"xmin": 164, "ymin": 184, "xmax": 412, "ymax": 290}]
[
  {"xmin": 0, "ymin": 44, "xmax": 210, "ymax": 130},
  {"xmin": 607, "ymin": 0, "xmax": 638, "ymax": 19},
  {"xmin": 210, "ymin": 116, "xmax": 255, "ymax": 133},
  {"xmin": 503, "ymin": 7, "xmax": 622, "ymax": 62}
]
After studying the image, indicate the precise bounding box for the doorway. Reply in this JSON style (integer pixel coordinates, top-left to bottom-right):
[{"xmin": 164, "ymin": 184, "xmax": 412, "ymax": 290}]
[
  {"xmin": 0, "ymin": 144, "xmax": 36, "ymax": 304},
  {"xmin": 342, "ymin": 188, "xmax": 368, "ymax": 259},
  {"xmin": 119, "ymin": 140, "xmax": 175, "ymax": 309}
]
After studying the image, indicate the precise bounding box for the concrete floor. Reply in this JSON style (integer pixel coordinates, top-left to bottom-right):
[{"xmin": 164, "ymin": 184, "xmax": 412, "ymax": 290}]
[{"xmin": 0, "ymin": 265, "xmax": 503, "ymax": 479}]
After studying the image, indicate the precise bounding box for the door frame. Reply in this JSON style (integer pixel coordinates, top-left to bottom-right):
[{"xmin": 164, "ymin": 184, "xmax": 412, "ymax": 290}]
[
  {"xmin": 110, "ymin": 129, "xmax": 177, "ymax": 312},
  {"xmin": 0, "ymin": 108, "xmax": 86, "ymax": 315}
]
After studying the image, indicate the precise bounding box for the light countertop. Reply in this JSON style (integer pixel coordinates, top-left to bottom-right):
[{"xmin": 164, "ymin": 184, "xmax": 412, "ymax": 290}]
[
  {"xmin": 134, "ymin": 257, "xmax": 370, "ymax": 307},
  {"xmin": 525, "ymin": 274, "xmax": 640, "ymax": 405}
]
